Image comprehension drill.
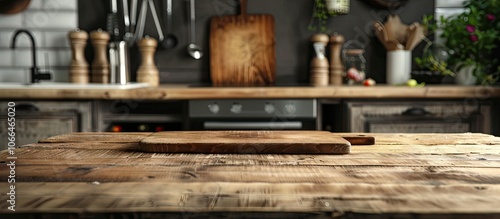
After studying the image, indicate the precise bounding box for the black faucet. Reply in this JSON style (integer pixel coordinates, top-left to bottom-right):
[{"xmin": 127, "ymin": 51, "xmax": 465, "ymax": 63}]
[{"xmin": 10, "ymin": 29, "xmax": 51, "ymax": 84}]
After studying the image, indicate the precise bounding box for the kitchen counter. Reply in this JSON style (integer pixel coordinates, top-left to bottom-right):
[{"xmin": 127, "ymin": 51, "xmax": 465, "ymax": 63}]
[
  {"xmin": 1, "ymin": 132, "xmax": 500, "ymax": 218},
  {"xmin": 1, "ymin": 84, "xmax": 500, "ymax": 99}
]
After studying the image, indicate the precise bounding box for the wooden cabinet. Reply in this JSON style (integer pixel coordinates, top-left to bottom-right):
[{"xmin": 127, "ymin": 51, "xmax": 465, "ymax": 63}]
[
  {"xmin": 343, "ymin": 100, "xmax": 491, "ymax": 133},
  {"xmin": 0, "ymin": 101, "xmax": 92, "ymax": 150}
]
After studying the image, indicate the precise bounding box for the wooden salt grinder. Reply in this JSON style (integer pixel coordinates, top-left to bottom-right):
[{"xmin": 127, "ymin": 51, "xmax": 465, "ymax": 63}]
[
  {"xmin": 137, "ymin": 36, "xmax": 159, "ymax": 87},
  {"xmin": 329, "ymin": 34, "xmax": 345, "ymax": 85},
  {"xmin": 309, "ymin": 34, "xmax": 329, "ymax": 86},
  {"xmin": 68, "ymin": 29, "xmax": 89, "ymax": 84},
  {"xmin": 90, "ymin": 29, "xmax": 110, "ymax": 83}
]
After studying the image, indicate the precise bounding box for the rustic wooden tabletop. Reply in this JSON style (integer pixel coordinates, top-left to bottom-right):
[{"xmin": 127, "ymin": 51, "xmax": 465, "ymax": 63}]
[{"xmin": 1, "ymin": 132, "xmax": 500, "ymax": 219}]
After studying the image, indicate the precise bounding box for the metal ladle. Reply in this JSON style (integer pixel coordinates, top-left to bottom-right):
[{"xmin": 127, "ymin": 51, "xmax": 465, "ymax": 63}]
[
  {"xmin": 187, "ymin": 0, "xmax": 202, "ymax": 59},
  {"xmin": 161, "ymin": 0, "xmax": 177, "ymax": 49}
]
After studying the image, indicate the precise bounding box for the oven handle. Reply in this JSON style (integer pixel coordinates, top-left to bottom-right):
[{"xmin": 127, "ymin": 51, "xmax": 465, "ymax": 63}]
[{"xmin": 203, "ymin": 121, "xmax": 303, "ymax": 130}]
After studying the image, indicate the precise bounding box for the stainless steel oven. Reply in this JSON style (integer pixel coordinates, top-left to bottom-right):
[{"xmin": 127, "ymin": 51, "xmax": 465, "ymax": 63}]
[{"xmin": 188, "ymin": 99, "xmax": 318, "ymax": 130}]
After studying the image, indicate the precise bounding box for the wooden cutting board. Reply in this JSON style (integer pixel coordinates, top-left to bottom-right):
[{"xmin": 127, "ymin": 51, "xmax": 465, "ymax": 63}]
[
  {"xmin": 209, "ymin": 0, "xmax": 276, "ymax": 85},
  {"xmin": 139, "ymin": 131, "xmax": 353, "ymax": 154}
]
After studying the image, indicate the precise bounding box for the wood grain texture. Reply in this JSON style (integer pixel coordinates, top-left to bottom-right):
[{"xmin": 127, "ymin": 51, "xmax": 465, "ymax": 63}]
[
  {"xmin": 139, "ymin": 131, "xmax": 350, "ymax": 154},
  {"xmin": 210, "ymin": 4, "xmax": 276, "ymax": 85},
  {"xmin": 1, "ymin": 85, "xmax": 499, "ymax": 99},
  {"xmin": 3, "ymin": 182, "xmax": 500, "ymax": 215},
  {"xmin": 1, "ymin": 132, "xmax": 500, "ymax": 217}
]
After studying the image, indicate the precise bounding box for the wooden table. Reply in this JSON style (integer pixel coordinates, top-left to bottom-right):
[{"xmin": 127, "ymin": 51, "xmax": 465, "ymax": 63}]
[{"xmin": 1, "ymin": 132, "xmax": 500, "ymax": 218}]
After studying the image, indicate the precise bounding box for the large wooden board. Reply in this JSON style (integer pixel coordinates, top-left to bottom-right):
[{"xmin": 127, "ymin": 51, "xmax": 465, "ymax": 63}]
[
  {"xmin": 209, "ymin": 0, "xmax": 276, "ymax": 85},
  {"xmin": 139, "ymin": 131, "xmax": 351, "ymax": 154}
]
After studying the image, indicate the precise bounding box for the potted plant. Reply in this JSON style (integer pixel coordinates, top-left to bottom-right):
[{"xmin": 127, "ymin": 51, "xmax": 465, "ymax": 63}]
[
  {"xmin": 409, "ymin": 15, "xmax": 454, "ymax": 84},
  {"xmin": 439, "ymin": 0, "xmax": 500, "ymax": 85},
  {"xmin": 308, "ymin": 0, "xmax": 349, "ymax": 33},
  {"xmin": 413, "ymin": 44, "xmax": 455, "ymax": 84}
]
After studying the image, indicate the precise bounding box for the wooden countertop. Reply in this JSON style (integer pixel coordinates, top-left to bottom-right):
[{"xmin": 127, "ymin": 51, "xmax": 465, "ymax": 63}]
[
  {"xmin": 1, "ymin": 132, "xmax": 500, "ymax": 218},
  {"xmin": 1, "ymin": 84, "xmax": 500, "ymax": 99}
]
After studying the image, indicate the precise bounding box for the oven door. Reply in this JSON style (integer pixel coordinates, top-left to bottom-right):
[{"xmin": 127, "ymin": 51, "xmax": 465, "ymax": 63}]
[
  {"xmin": 188, "ymin": 99, "xmax": 318, "ymax": 130},
  {"xmin": 189, "ymin": 118, "xmax": 317, "ymax": 130}
]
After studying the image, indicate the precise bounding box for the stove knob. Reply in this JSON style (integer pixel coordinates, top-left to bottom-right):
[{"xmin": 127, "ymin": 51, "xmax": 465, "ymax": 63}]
[
  {"xmin": 284, "ymin": 103, "xmax": 296, "ymax": 114},
  {"xmin": 230, "ymin": 103, "xmax": 242, "ymax": 114},
  {"xmin": 208, "ymin": 103, "xmax": 220, "ymax": 114},
  {"xmin": 264, "ymin": 103, "xmax": 275, "ymax": 114}
]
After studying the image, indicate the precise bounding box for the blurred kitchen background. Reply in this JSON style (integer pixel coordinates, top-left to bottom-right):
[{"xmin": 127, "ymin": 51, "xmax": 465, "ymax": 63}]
[{"xmin": 0, "ymin": 0, "xmax": 456, "ymax": 84}]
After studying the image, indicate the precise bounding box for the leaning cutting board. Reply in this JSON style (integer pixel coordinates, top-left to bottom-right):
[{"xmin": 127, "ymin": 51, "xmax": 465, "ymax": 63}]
[
  {"xmin": 139, "ymin": 131, "xmax": 353, "ymax": 154},
  {"xmin": 210, "ymin": 0, "xmax": 276, "ymax": 85}
]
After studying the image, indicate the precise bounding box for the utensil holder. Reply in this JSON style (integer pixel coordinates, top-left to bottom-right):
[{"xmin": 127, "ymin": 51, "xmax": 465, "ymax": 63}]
[{"xmin": 386, "ymin": 50, "xmax": 411, "ymax": 85}]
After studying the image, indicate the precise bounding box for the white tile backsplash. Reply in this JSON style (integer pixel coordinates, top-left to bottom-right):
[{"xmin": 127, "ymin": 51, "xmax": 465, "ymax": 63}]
[
  {"xmin": 11, "ymin": 49, "xmax": 71, "ymax": 67},
  {"xmin": 0, "ymin": 69, "xmax": 28, "ymax": 83},
  {"xmin": 0, "ymin": 14, "xmax": 23, "ymax": 28},
  {"xmin": 435, "ymin": 0, "xmax": 466, "ymax": 8},
  {"xmin": 0, "ymin": 0, "xmax": 77, "ymax": 83},
  {"xmin": 46, "ymin": 50, "xmax": 72, "ymax": 67},
  {"xmin": 0, "ymin": 68, "xmax": 68, "ymax": 83},
  {"xmin": 45, "ymin": 0, "xmax": 78, "ymax": 11},
  {"xmin": 0, "ymin": 31, "xmax": 13, "ymax": 48},
  {"xmin": 25, "ymin": 11, "xmax": 77, "ymax": 29},
  {"xmin": 0, "ymin": 50, "xmax": 13, "ymax": 67},
  {"xmin": 44, "ymin": 31, "xmax": 71, "ymax": 48},
  {"xmin": 435, "ymin": 8, "xmax": 466, "ymax": 20},
  {"xmin": 27, "ymin": 0, "xmax": 44, "ymax": 10}
]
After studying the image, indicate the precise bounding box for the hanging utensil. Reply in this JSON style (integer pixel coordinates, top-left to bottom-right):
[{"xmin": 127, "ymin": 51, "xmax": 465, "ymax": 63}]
[
  {"xmin": 122, "ymin": 0, "xmax": 130, "ymax": 31},
  {"xmin": 123, "ymin": 0, "xmax": 138, "ymax": 46},
  {"xmin": 122, "ymin": 0, "xmax": 135, "ymax": 44},
  {"xmin": 130, "ymin": 0, "xmax": 138, "ymax": 32},
  {"xmin": 107, "ymin": 0, "xmax": 120, "ymax": 41},
  {"xmin": 161, "ymin": 0, "xmax": 178, "ymax": 48},
  {"xmin": 187, "ymin": 0, "xmax": 202, "ymax": 59},
  {"xmin": 135, "ymin": 0, "xmax": 164, "ymax": 42}
]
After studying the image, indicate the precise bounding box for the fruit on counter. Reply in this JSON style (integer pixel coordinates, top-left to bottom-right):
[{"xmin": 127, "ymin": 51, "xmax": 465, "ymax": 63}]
[
  {"xmin": 346, "ymin": 67, "xmax": 364, "ymax": 82},
  {"xmin": 407, "ymin": 79, "xmax": 417, "ymax": 87},
  {"xmin": 406, "ymin": 79, "xmax": 425, "ymax": 87},
  {"xmin": 363, "ymin": 78, "xmax": 376, "ymax": 86}
]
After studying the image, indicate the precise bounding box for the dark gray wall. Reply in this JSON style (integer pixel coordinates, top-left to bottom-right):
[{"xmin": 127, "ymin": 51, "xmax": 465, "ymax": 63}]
[{"xmin": 79, "ymin": 0, "xmax": 435, "ymax": 84}]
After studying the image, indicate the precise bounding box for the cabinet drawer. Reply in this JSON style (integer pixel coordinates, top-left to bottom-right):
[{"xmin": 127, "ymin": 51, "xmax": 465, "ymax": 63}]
[
  {"xmin": 0, "ymin": 101, "xmax": 92, "ymax": 150},
  {"xmin": 345, "ymin": 101, "xmax": 491, "ymax": 133},
  {"xmin": 0, "ymin": 111, "xmax": 79, "ymax": 149}
]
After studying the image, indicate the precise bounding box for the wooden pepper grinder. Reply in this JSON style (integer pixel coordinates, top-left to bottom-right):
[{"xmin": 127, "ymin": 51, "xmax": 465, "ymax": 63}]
[
  {"xmin": 329, "ymin": 33, "xmax": 345, "ymax": 85},
  {"xmin": 137, "ymin": 36, "xmax": 159, "ymax": 87},
  {"xmin": 90, "ymin": 29, "xmax": 110, "ymax": 83},
  {"xmin": 68, "ymin": 29, "xmax": 89, "ymax": 84},
  {"xmin": 309, "ymin": 34, "xmax": 329, "ymax": 86}
]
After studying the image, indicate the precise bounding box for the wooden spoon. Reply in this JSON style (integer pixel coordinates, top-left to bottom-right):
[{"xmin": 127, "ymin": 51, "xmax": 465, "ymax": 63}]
[
  {"xmin": 384, "ymin": 14, "xmax": 409, "ymax": 46},
  {"xmin": 373, "ymin": 21, "xmax": 403, "ymax": 51},
  {"xmin": 405, "ymin": 23, "xmax": 425, "ymax": 50},
  {"xmin": 373, "ymin": 22, "xmax": 387, "ymax": 44}
]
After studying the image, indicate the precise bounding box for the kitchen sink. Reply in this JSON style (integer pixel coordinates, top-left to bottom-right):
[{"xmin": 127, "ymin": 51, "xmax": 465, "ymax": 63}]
[{"xmin": 0, "ymin": 82, "xmax": 149, "ymax": 89}]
